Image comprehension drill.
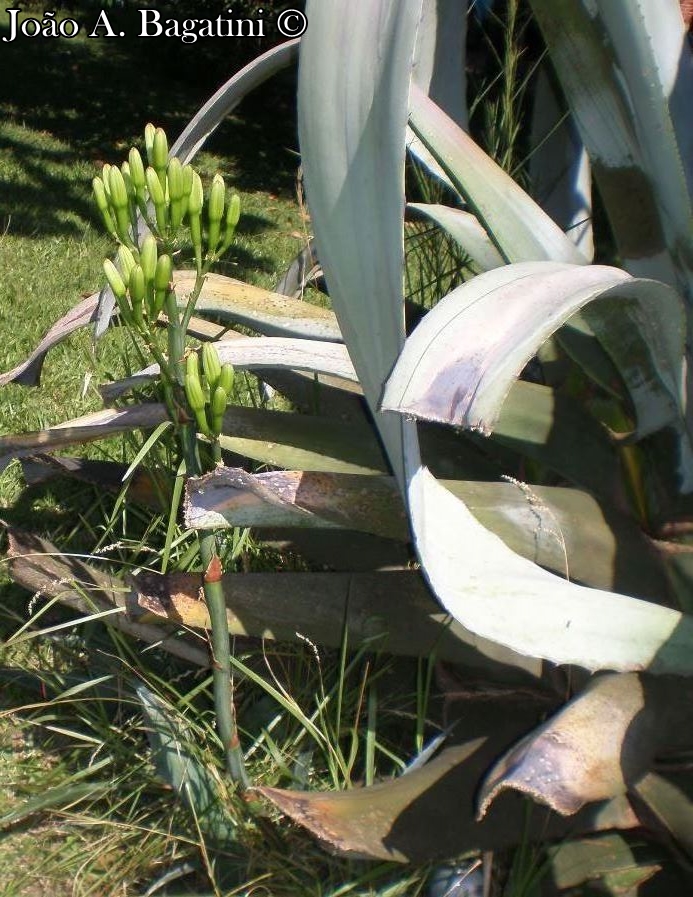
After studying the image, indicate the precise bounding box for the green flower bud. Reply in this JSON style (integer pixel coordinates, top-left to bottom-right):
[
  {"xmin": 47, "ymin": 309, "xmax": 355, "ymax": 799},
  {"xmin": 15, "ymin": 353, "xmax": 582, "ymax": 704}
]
[
  {"xmin": 104, "ymin": 257, "xmax": 134, "ymax": 325},
  {"xmin": 116, "ymin": 245, "xmax": 137, "ymax": 285},
  {"xmin": 188, "ymin": 171, "xmax": 203, "ymax": 216},
  {"xmin": 128, "ymin": 147, "xmax": 146, "ymax": 193},
  {"xmin": 100, "ymin": 164, "xmax": 112, "ymax": 197},
  {"xmin": 209, "ymin": 385, "xmax": 228, "ymax": 436},
  {"xmin": 210, "ymin": 384, "xmax": 227, "ymax": 418},
  {"xmin": 144, "ymin": 123, "xmax": 156, "ymax": 166},
  {"xmin": 167, "ymin": 157, "xmax": 185, "ymax": 229},
  {"xmin": 139, "ymin": 234, "xmax": 158, "ymax": 284},
  {"xmin": 120, "ymin": 161, "xmax": 135, "ymax": 199},
  {"xmin": 167, "ymin": 157, "xmax": 185, "ymax": 201},
  {"xmin": 207, "ymin": 174, "xmax": 226, "ymax": 255},
  {"xmin": 128, "ymin": 264, "xmax": 146, "ymax": 302},
  {"xmin": 128, "ymin": 264, "xmax": 146, "ymax": 328},
  {"xmin": 218, "ymin": 363, "xmax": 234, "ymax": 397},
  {"xmin": 152, "ymin": 127, "xmax": 168, "ymax": 188},
  {"xmin": 108, "ymin": 165, "xmax": 129, "ymax": 210},
  {"xmin": 152, "ymin": 253, "xmax": 173, "ymax": 317},
  {"xmin": 103, "ymin": 258, "xmax": 126, "ymax": 301},
  {"xmin": 201, "ymin": 342, "xmax": 222, "ymax": 391},
  {"xmin": 217, "ymin": 192, "xmax": 241, "ymax": 256},
  {"xmin": 184, "ymin": 351, "xmax": 211, "ymax": 435},
  {"xmin": 187, "ymin": 171, "xmax": 204, "ymax": 271},
  {"xmin": 181, "ymin": 163, "xmax": 194, "ymax": 197},
  {"xmin": 146, "ymin": 166, "xmax": 168, "ymax": 234},
  {"xmin": 93, "ymin": 177, "xmax": 117, "ymax": 239}
]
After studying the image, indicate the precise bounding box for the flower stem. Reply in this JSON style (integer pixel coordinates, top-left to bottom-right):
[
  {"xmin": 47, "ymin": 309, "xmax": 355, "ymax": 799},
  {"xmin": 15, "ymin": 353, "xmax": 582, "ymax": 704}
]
[{"xmin": 200, "ymin": 529, "xmax": 249, "ymax": 788}]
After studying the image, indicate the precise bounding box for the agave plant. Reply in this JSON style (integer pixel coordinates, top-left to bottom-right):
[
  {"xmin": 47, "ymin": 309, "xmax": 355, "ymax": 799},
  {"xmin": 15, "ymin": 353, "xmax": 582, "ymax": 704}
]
[
  {"xmin": 253, "ymin": 0, "xmax": 693, "ymax": 887},
  {"xmin": 3, "ymin": 0, "xmax": 693, "ymax": 892}
]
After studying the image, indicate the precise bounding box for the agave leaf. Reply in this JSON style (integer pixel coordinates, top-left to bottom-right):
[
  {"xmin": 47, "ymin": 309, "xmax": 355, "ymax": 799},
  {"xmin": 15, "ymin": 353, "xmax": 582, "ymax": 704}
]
[
  {"xmin": 101, "ymin": 336, "xmax": 356, "ymax": 402},
  {"xmin": 0, "ymin": 292, "xmax": 98, "ymax": 387},
  {"xmin": 95, "ymin": 39, "xmax": 301, "ymax": 336},
  {"xmin": 184, "ymin": 468, "xmax": 667, "ymax": 598},
  {"xmin": 589, "ymin": 1, "xmax": 693, "ymax": 291},
  {"xmin": 382, "ymin": 261, "xmax": 686, "ymax": 443},
  {"xmin": 406, "ymin": 203, "xmax": 504, "ymax": 271},
  {"xmin": 632, "ymin": 771, "xmax": 693, "ymax": 859},
  {"xmin": 547, "ymin": 833, "xmax": 662, "ymax": 893},
  {"xmin": 130, "ymin": 568, "xmax": 542, "ymax": 677},
  {"xmin": 173, "ymin": 271, "xmax": 341, "ymax": 341},
  {"xmin": 299, "ymin": 0, "xmax": 422, "ymax": 485},
  {"xmin": 274, "ymin": 239, "xmax": 320, "ymax": 298},
  {"xmin": 406, "ymin": 0, "xmax": 468, "ymax": 198},
  {"xmin": 478, "ymin": 672, "xmax": 693, "ymax": 818},
  {"xmin": 137, "ymin": 685, "xmax": 237, "ymax": 843},
  {"xmin": 256, "ymin": 724, "xmax": 640, "ymax": 862},
  {"xmin": 527, "ymin": 0, "xmax": 686, "ymax": 290},
  {"xmin": 184, "ymin": 467, "xmax": 406, "ymax": 538},
  {"xmin": 0, "ymin": 404, "xmax": 168, "ymax": 473},
  {"xmin": 529, "ymin": 67, "xmax": 594, "ymax": 261},
  {"xmin": 557, "ymin": 313, "xmax": 627, "ymax": 401},
  {"xmin": 5, "ymin": 528, "xmax": 208, "ymax": 667},
  {"xmin": 20, "ymin": 454, "xmax": 170, "ymax": 510},
  {"xmin": 413, "ymin": 0, "xmax": 467, "ymax": 130},
  {"xmin": 406, "ymin": 466, "xmax": 693, "ymax": 674},
  {"xmin": 492, "ymin": 380, "xmax": 621, "ymax": 501},
  {"xmin": 217, "ymin": 406, "xmax": 388, "ymax": 474},
  {"xmin": 409, "ymin": 85, "xmax": 587, "ymax": 265},
  {"xmin": 169, "ymin": 40, "xmax": 300, "ymax": 165}
]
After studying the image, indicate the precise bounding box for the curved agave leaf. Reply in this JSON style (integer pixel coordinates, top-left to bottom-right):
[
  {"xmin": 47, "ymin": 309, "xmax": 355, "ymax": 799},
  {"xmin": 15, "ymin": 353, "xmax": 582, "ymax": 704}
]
[
  {"xmin": 274, "ymin": 239, "xmax": 320, "ymax": 299},
  {"xmin": 5, "ymin": 528, "xmax": 208, "ymax": 668},
  {"xmin": 168, "ymin": 39, "xmax": 300, "ymax": 165},
  {"xmin": 406, "ymin": 466, "xmax": 693, "ymax": 674},
  {"xmin": 407, "ymin": 203, "xmax": 504, "ymax": 272},
  {"xmin": 102, "ymin": 336, "xmax": 357, "ymax": 402},
  {"xmin": 173, "ymin": 271, "xmax": 341, "ymax": 342},
  {"xmin": 413, "ymin": 0, "xmax": 467, "ymax": 131},
  {"xmin": 478, "ymin": 673, "xmax": 693, "ymax": 817},
  {"xmin": 217, "ymin": 406, "xmax": 389, "ymax": 474},
  {"xmin": 382, "ymin": 261, "xmax": 686, "ymax": 444},
  {"xmin": 409, "ymin": 85, "xmax": 588, "ymax": 265},
  {"xmin": 130, "ymin": 568, "xmax": 541, "ymax": 677},
  {"xmin": 184, "ymin": 468, "xmax": 668, "ymax": 598},
  {"xmin": 299, "ymin": 0, "xmax": 422, "ymax": 485},
  {"xmin": 547, "ymin": 833, "xmax": 663, "ymax": 894},
  {"xmin": 589, "ymin": 1, "xmax": 693, "ymax": 290},
  {"xmin": 0, "ymin": 404, "xmax": 168, "ymax": 473},
  {"xmin": 257, "ymin": 729, "xmax": 640, "ymax": 862},
  {"xmin": 492, "ymin": 380, "xmax": 621, "ymax": 501},
  {"xmin": 0, "ymin": 292, "xmax": 98, "ymax": 388}
]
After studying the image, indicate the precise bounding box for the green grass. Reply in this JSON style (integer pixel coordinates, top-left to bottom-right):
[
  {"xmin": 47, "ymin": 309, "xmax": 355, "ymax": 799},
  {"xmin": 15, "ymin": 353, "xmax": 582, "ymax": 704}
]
[{"xmin": 0, "ymin": 8, "xmax": 442, "ymax": 896}]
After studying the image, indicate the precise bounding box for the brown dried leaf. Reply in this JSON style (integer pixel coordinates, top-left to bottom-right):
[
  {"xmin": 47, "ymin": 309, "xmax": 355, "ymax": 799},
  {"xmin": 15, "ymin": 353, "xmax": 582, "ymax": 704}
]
[{"xmin": 478, "ymin": 673, "xmax": 693, "ymax": 818}]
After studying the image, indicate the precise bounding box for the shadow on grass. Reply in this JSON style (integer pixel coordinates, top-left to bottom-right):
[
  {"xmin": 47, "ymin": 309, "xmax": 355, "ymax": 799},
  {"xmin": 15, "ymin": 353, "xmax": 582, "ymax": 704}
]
[{"xmin": 0, "ymin": 9, "xmax": 298, "ymax": 237}]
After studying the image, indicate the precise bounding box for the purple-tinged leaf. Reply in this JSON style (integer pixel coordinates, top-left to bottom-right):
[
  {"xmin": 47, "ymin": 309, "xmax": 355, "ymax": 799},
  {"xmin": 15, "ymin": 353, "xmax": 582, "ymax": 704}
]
[{"xmin": 479, "ymin": 672, "xmax": 693, "ymax": 817}]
